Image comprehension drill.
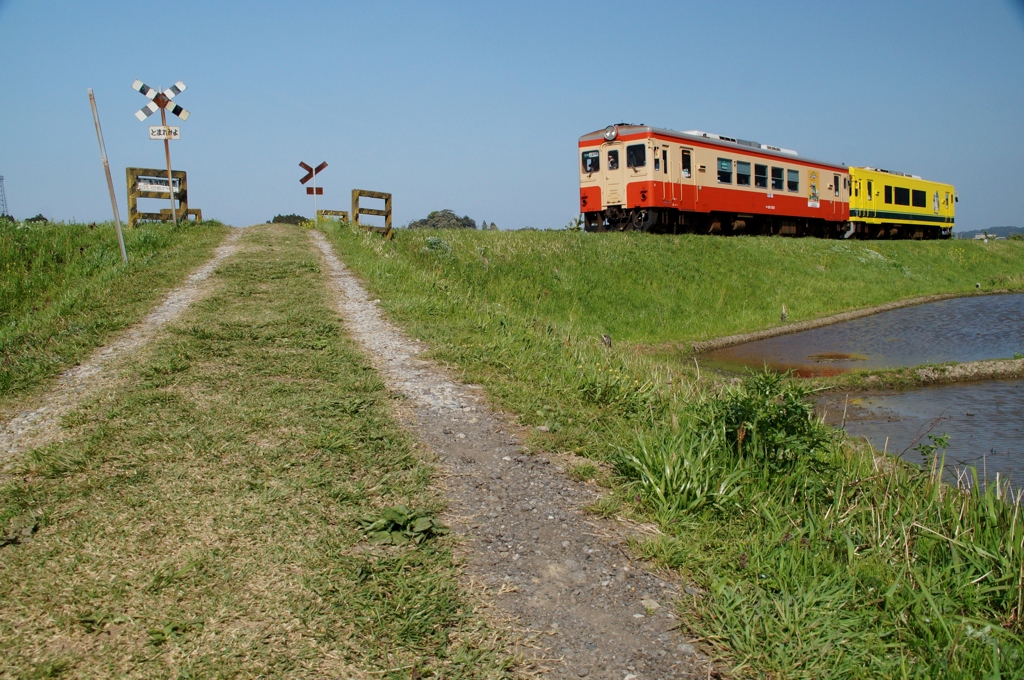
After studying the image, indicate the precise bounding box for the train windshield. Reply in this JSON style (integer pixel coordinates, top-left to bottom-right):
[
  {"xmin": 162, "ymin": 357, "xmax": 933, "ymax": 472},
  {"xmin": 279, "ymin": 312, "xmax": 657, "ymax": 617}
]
[
  {"xmin": 608, "ymin": 150, "xmax": 619, "ymax": 170},
  {"xmin": 626, "ymin": 144, "xmax": 646, "ymax": 168},
  {"xmin": 582, "ymin": 150, "xmax": 600, "ymax": 174}
]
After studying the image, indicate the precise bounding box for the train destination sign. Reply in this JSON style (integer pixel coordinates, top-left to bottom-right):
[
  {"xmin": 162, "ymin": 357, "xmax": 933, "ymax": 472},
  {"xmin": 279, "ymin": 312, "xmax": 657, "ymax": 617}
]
[{"xmin": 148, "ymin": 126, "xmax": 180, "ymax": 140}]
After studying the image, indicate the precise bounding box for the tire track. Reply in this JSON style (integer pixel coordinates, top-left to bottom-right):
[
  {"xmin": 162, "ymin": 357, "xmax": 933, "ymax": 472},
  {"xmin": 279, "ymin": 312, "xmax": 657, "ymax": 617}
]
[
  {"xmin": 1, "ymin": 229, "xmax": 243, "ymax": 462},
  {"xmin": 312, "ymin": 230, "xmax": 708, "ymax": 679}
]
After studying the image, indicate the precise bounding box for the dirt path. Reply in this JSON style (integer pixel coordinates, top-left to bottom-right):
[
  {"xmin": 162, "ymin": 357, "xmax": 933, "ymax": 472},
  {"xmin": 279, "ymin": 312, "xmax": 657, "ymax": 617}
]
[
  {"xmin": 0, "ymin": 229, "xmax": 243, "ymax": 463},
  {"xmin": 311, "ymin": 231, "xmax": 707, "ymax": 679}
]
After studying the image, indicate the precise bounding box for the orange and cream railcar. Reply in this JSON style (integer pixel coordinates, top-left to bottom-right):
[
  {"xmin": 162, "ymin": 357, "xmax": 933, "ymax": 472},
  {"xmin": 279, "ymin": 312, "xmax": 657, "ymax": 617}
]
[{"xmin": 579, "ymin": 125, "xmax": 850, "ymax": 236}]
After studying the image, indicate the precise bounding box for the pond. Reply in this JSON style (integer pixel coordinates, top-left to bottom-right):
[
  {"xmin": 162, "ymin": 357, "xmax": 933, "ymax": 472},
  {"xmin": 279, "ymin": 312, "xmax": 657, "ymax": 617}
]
[
  {"xmin": 817, "ymin": 379, "xmax": 1024, "ymax": 485},
  {"xmin": 701, "ymin": 292, "xmax": 1024, "ymax": 377}
]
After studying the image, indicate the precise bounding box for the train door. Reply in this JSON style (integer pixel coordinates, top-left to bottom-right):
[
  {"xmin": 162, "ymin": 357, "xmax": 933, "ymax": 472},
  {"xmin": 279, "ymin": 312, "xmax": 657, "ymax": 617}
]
[
  {"xmin": 604, "ymin": 142, "xmax": 624, "ymax": 206},
  {"xmin": 679, "ymin": 147, "xmax": 696, "ymax": 210},
  {"xmin": 668, "ymin": 145, "xmax": 681, "ymax": 204}
]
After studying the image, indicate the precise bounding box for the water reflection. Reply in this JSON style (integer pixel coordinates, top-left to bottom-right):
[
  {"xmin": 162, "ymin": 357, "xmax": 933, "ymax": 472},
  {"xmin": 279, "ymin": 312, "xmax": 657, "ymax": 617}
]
[
  {"xmin": 703, "ymin": 293, "xmax": 1024, "ymax": 376},
  {"xmin": 818, "ymin": 379, "xmax": 1024, "ymax": 483}
]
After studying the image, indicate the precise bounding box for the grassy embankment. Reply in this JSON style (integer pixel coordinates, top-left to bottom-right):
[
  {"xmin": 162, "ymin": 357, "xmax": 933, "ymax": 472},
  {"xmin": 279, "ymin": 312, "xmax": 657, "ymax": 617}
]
[
  {"xmin": 0, "ymin": 225, "xmax": 508, "ymax": 678},
  {"xmin": 0, "ymin": 219, "xmax": 230, "ymax": 409},
  {"xmin": 323, "ymin": 223, "xmax": 1024, "ymax": 678}
]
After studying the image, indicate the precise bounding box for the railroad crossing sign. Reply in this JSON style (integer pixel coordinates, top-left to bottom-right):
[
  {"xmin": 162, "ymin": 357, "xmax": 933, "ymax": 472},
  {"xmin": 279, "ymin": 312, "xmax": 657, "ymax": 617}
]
[
  {"xmin": 132, "ymin": 81, "xmax": 190, "ymax": 121},
  {"xmin": 299, "ymin": 161, "xmax": 327, "ymax": 194},
  {"xmin": 299, "ymin": 161, "xmax": 327, "ymax": 220},
  {"xmin": 132, "ymin": 79, "xmax": 189, "ymax": 226}
]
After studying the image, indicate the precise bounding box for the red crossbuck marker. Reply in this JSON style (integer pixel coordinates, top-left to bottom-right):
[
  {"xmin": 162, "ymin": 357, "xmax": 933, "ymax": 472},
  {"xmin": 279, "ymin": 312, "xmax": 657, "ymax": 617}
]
[{"xmin": 299, "ymin": 161, "xmax": 327, "ymax": 194}]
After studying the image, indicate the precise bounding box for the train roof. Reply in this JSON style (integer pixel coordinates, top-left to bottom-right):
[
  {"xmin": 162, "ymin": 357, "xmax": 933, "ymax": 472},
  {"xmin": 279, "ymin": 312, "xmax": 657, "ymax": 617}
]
[{"xmin": 579, "ymin": 125, "xmax": 848, "ymax": 171}]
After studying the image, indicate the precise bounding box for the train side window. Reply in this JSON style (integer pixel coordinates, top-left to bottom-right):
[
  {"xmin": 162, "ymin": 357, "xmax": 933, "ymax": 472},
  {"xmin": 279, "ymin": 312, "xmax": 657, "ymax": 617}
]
[
  {"xmin": 912, "ymin": 189, "xmax": 926, "ymax": 208},
  {"xmin": 626, "ymin": 144, "xmax": 646, "ymax": 168},
  {"xmin": 736, "ymin": 161, "xmax": 751, "ymax": 186},
  {"xmin": 787, "ymin": 169, "xmax": 799, "ymax": 192},
  {"xmin": 607, "ymin": 149, "xmax": 619, "ymax": 170},
  {"xmin": 582, "ymin": 150, "xmax": 600, "ymax": 174},
  {"xmin": 662, "ymin": 149, "xmax": 668, "ymax": 174},
  {"xmin": 854, "ymin": 181, "xmax": 859, "ymax": 198},
  {"xmin": 717, "ymin": 158, "xmax": 732, "ymax": 183},
  {"xmin": 933, "ymin": 191, "xmax": 939, "ymax": 212},
  {"xmin": 771, "ymin": 166, "xmax": 784, "ymax": 190},
  {"xmin": 884, "ymin": 185, "xmax": 892, "ymax": 204},
  {"xmin": 895, "ymin": 187, "xmax": 910, "ymax": 206},
  {"xmin": 654, "ymin": 147, "xmax": 660, "ymax": 171},
  {"xmin": 754, "ymin": 164, "xmax": 767, "ymax": 188},
  {"xmin": 681, "ymin": 150, "xmax": 691, "ymax": 178},
  {"xmin": 833, "ymin": 174, "xmax": 840, "ymax": 197},
  {"xmin": 867, "ymin": 180, "xmax": 873, "ymax": 200}
]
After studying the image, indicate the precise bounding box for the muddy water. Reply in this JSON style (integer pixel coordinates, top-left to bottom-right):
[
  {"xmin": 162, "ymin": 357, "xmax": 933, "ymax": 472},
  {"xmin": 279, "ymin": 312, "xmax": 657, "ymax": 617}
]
[
  {"xmin": 702, "ymin": 293, "xmax": 1024, "ymax": 377},
  {"xmin": 818, "ymin": 380, "xmax": 1024, "ymax": 483}
]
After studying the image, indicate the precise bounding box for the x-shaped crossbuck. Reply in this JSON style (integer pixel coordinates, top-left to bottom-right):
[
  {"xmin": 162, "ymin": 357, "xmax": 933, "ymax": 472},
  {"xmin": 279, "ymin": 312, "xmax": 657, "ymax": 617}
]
[
  {"xmin": 299, "ymin": 161, "xmax": 328, "ymax": 185},
  {"xmin": 132, "ymin": 80, "xmax": 190, "ymax": 121}
]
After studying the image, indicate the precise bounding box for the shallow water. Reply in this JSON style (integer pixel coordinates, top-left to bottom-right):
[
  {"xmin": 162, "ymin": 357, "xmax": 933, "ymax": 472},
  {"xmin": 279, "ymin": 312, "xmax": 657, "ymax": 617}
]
[
  {"xmin": 702, "ymin": 293, "xmax": 1024, "ymax": 376},
  {"xmin": 818, "ymin": 379, "xmax": 1024, "ymax": 483}
]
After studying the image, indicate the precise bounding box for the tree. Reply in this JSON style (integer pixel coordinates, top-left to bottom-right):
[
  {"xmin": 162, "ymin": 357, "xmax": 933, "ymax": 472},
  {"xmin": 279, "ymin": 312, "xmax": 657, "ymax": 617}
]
[{"xmin": 408, "ymin": 209, "xmax": 477, "ymax": 230}]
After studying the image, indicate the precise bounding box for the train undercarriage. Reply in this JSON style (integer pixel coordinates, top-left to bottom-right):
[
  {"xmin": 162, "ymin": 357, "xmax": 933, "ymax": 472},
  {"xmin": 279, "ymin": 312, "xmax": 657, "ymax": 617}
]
[{"xmin": 583, "ymin": 207, "xmax": 952, "ymax": 240}]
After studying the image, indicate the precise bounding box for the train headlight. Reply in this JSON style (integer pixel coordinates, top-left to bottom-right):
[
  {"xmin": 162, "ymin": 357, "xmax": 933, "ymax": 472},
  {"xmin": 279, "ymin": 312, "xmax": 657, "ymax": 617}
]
[{"xmin": 603, "ymin": 125, "xmax": 617, "ymax": 141}]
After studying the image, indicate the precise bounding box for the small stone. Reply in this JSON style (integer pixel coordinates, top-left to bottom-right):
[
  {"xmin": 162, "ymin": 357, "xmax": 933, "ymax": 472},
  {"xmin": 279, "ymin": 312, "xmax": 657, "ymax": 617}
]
[
  {"xmin": 577, "ymin": 668, "xmax": 590, "ymax": 677},
  {"xmin": 456, "ymin": 433, "xmax": 466, "ymax": 439},
  {"xmin": 502, "ymin": 456, "xmax": 511, "ymax": 461},
  {"xmin": 640, "ymin": 598, "xmax": 661, "ymax": 611},
  {"xmin": 684, "ymin": 586, "xmax": 704, "ymax": 597},
  {"xmin": 676, "ymin": 642, "xmax": 697, "ymax": 656},
  {"xmin": 632, "ymin": 613, "xmax": 644, "ymax": 618},
  {"xmin": 536, "ymin": 425, "xmax": 550, "ymax": 432}
]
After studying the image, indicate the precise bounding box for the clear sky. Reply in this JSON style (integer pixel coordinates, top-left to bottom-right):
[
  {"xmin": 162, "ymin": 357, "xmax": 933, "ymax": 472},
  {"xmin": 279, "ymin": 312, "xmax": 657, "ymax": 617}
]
[{"xmin": 1, "ymin": 0, "xmax": 1022, "ymax": 230}]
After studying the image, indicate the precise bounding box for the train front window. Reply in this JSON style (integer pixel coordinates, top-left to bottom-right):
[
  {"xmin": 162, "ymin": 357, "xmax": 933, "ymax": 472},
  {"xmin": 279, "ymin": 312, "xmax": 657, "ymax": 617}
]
[
  {"xmin": 582, "ymin": 150, "xmax": 600, "ymax": 174},
  {"xmin": 912, "ymin": 189, "xmax": 926, "ymax": 208},
  {"xmin": 626, "ymin": 144, "xmax": 646, "ymax": 168},
  {"xmin": 754, "ymin": 164, "xmax": 767, "ymax": 188},
  {"xmin": 771, "ymin": 167, "xmax": 784, "ymax": 190},
  {"xmin": 894, "ymin": 187, "xmax": 910, "ymax": 206},
  {"xmin": 787, "ymin": 169, "xmax": 799, "ymax": 192},
  {"xmin": 607, "ymin": 150, "xmax": 619, "ymax": 170},
  {"xmin": 736, "ymin": 161, "xmax": 751, "ymax": 186},
  {"xmin": 717, "ymin": 158, "xmax": 732, "ymax": 184}
]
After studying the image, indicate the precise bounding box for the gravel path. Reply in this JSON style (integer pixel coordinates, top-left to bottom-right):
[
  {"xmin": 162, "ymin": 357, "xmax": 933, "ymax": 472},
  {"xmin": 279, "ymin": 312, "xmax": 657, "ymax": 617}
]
[
  {"xmin": 312, "ymin": 231, "xmax": 709, "ymax": 679},
  {"xmin": 0, "ymin": 229, "xmax": 243, "ymax": 463}
]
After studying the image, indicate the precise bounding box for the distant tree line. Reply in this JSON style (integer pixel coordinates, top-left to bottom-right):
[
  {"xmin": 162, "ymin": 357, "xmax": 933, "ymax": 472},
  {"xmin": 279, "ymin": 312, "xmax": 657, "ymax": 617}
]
[
  {"xmin": 269, "ymin": 214, "xmax": 308, "ymax": 225},
  {"xmin": 408, "ymin": 209, "xmax": 496, "ymax": 230}
]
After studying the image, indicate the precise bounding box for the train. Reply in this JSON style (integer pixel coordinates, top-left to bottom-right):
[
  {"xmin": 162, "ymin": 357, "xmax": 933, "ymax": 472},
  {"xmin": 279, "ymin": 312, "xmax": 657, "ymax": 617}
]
[{"xmin": 578, "ymin": 125, "xmax": 956, "ymax": 239}]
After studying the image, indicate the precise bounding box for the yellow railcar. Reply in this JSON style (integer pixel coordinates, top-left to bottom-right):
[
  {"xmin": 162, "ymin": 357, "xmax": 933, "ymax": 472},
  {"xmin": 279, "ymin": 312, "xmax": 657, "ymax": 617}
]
[{"xmin": 847, "ymin": 167, "xmax": 955, "ymax": 239}]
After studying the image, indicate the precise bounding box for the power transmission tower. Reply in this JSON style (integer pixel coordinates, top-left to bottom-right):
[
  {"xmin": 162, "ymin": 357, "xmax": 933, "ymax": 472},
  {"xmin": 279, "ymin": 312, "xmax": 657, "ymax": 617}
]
[{"xmin": 0, "ymin": 175, "xmax": 9, "ymax": 218}]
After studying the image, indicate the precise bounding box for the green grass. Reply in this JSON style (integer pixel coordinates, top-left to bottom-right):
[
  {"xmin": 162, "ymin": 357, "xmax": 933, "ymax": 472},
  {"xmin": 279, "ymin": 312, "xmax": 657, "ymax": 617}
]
[
  {"xmin": 0, "ymin": 218, "xmax": 230, "ymax": 403},
  {"xmin": 332, "ymin": 227, "xmax": 1024, "ymax": 346},
  {"xmin": 322, "ymin": 223, "xmax": 1024, "ymax": 678},
  {"xmin": 0, "ymin": 225, "xmax": 508, "ymax": 678}
]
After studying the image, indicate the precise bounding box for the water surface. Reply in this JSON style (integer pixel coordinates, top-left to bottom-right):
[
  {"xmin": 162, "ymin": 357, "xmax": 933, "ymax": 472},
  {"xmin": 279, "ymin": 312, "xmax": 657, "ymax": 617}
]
[
  {"xmin": 703, "ymin": 293, "xmax": 1024, "ymax": 376},
  {"xmin": 818, "ymin": 379, "xmax": 1024, "ymax": 483}
]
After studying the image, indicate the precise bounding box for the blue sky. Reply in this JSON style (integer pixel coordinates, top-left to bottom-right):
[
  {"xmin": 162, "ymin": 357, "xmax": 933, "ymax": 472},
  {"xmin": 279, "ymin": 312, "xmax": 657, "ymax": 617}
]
[{"xmin": 1, "ymin": 0, "xmax": 1022, "ymax": 230}]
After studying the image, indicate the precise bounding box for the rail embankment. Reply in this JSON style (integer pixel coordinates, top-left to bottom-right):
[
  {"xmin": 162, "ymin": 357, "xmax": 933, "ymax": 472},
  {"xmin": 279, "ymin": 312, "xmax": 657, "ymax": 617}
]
[
  {"xmin": 322, "ymin": 223, "xmax": 1024, "ymax": 677},
  {"xmin": 0, "ymin": 219, "xmax": 230, "ymax": 411}
]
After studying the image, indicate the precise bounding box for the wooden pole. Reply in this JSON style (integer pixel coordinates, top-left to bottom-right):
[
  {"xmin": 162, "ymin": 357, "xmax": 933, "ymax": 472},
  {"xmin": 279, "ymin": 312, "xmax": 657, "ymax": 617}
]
[
  {"xmin": 160, "ymin": 105, "xmax": 178, "ymax": 226},
  {"xmin": 87, "ymin": 89, "xmax": 128, "ymax": 263}
]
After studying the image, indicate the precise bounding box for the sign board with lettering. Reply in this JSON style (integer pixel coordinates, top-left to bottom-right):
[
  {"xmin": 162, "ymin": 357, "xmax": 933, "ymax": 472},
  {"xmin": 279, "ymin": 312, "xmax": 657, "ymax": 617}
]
[{"xmin": 148, "ymin": 126, "xmax": 180, "ymax": 140}]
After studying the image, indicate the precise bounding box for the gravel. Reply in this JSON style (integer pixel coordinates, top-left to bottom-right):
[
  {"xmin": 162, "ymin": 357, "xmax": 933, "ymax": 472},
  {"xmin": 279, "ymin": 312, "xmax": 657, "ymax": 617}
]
[
  {"xmin": 0, "ymin": 230, "xmax": 242, "ymax": 464},
  {"xmin": 313, "ymin": 231, "xmax": 711, "ymax": 679}
]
